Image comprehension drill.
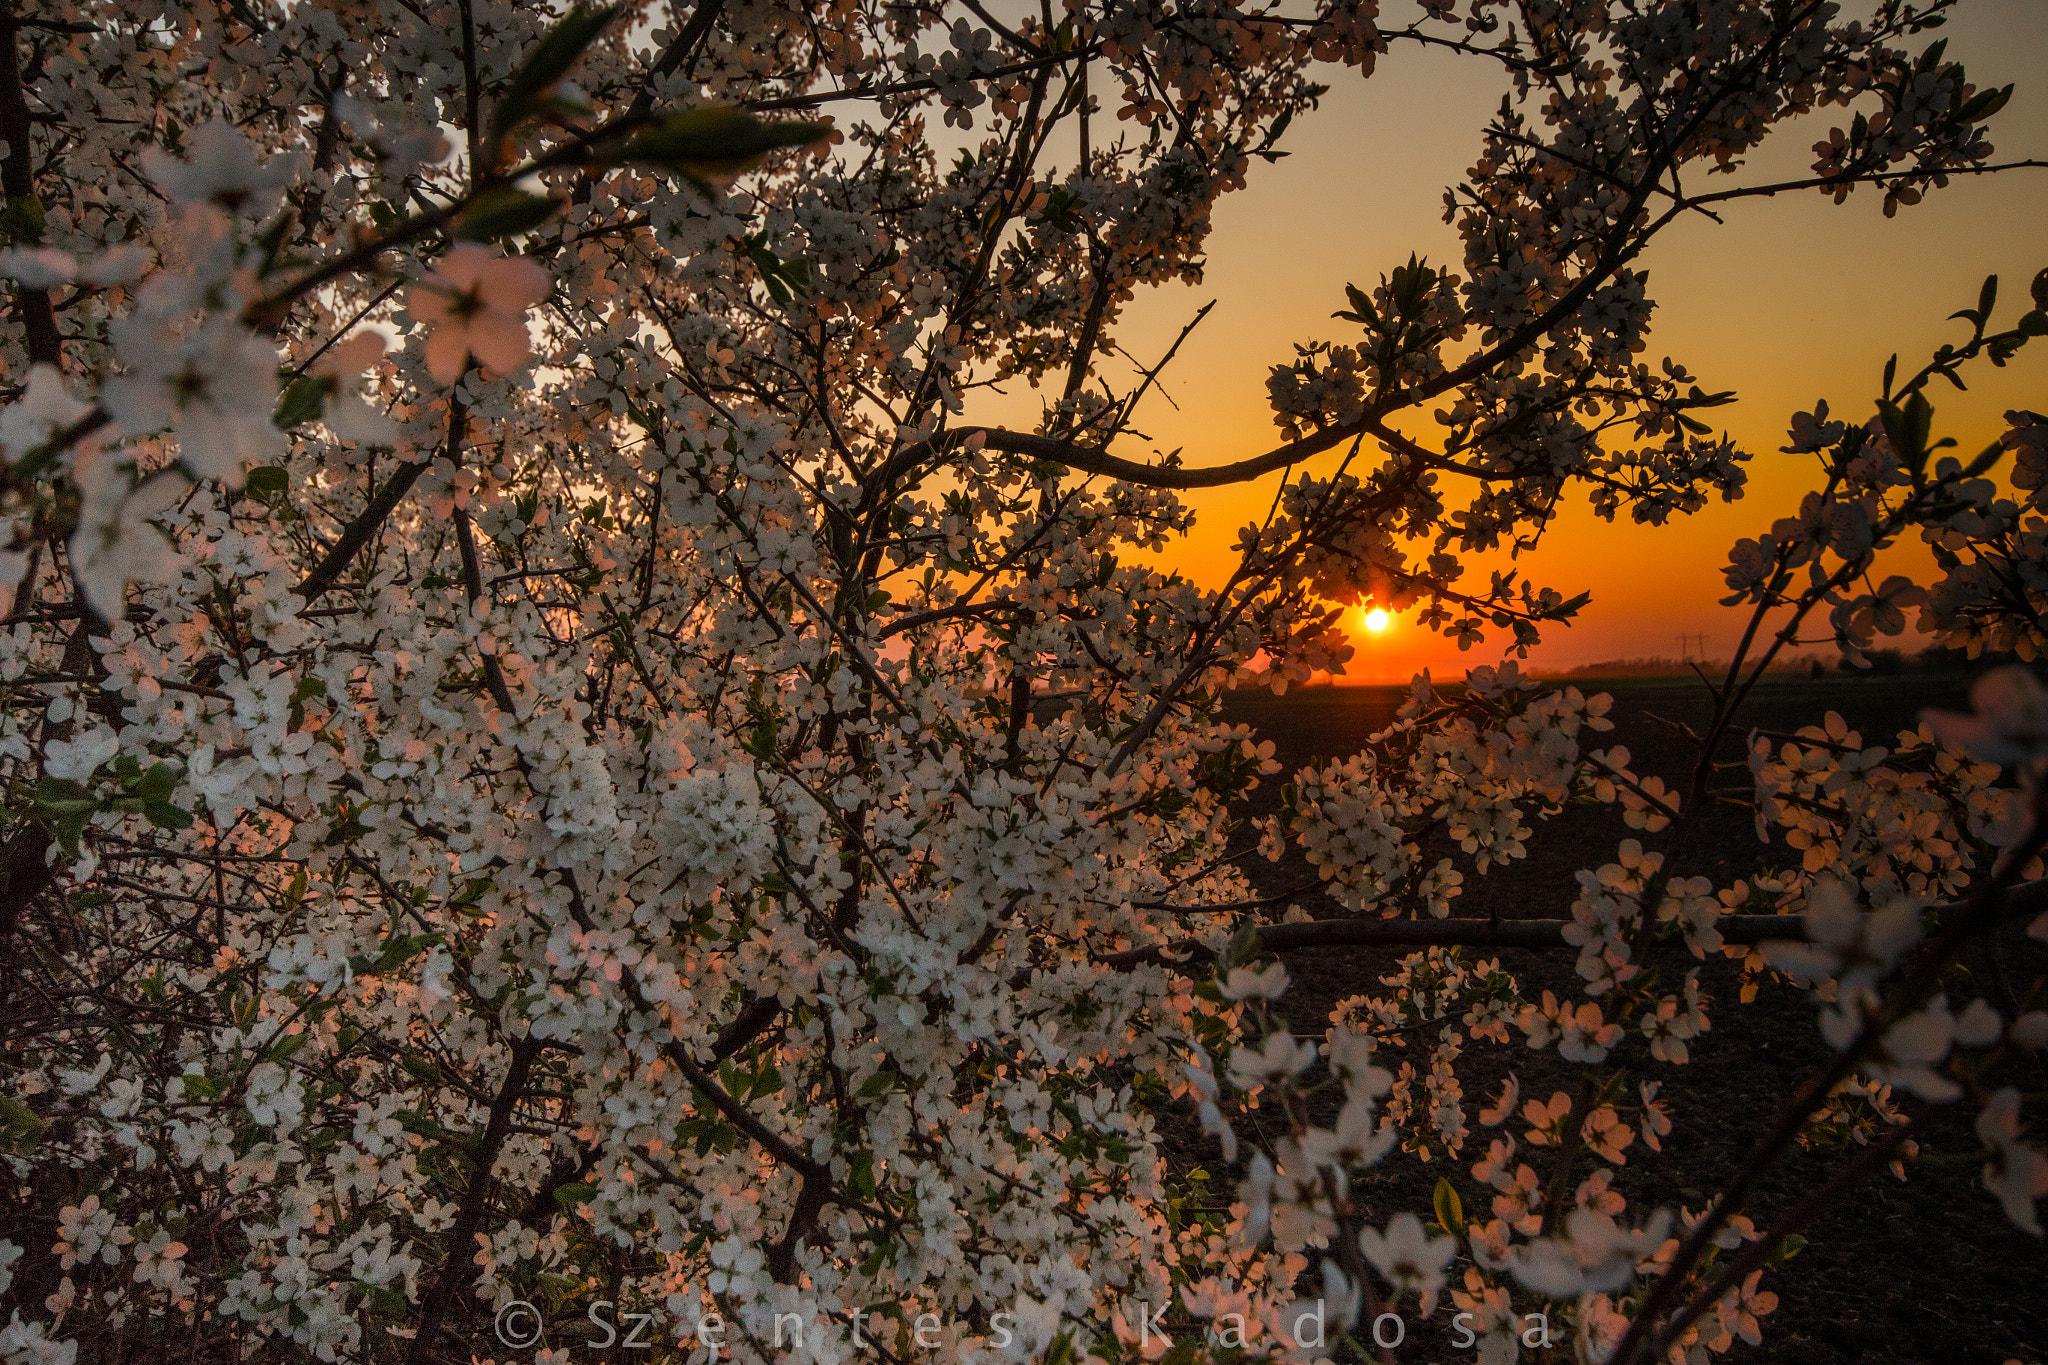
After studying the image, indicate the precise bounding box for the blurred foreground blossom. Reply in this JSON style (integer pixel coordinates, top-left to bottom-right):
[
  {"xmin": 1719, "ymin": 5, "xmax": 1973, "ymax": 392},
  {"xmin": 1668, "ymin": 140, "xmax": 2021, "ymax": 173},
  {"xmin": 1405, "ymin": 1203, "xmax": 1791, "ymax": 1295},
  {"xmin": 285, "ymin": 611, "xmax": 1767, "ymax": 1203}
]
[
  {"xmin": 140, "ymin": 121, "xmax": 297, "ymax": 215},
  {"xmin": 1977, "ymin": 1088, "xmax": 2048, "ymax": 1235},
  {"xmin": 1358, "ymin": 1213, "xmax": 1456, "ymax": 1314},
  {"xmin": 1924, "ymin": 666, "xmax": 2048, "ymax": 770},
  {"xmin": 309, "ymin": 333, "xmax": 403, "ymax": 446},
  {"xmin": 0, "ymin": 364, "xmax": 87, "ymax": 459},
  {"xmin": 409, "ymin": 245, "xmax": 551, "ymax": 382},
  {"xmin": 1220, "ymin": 961, "xmax": 1289, "ymax": 1000},
  {"xmin": 102, "ymin": 316, "xmax": 283, "ymax": 486},
  {"xmin": 69, "ymin": 460, "xmax": 181, "ymax": 620}
]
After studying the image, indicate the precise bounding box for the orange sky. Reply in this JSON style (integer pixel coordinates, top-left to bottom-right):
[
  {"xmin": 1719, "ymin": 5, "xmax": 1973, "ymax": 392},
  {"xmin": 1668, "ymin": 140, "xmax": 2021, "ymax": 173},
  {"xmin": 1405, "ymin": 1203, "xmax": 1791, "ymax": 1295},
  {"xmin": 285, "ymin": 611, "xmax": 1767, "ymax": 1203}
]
[{"xmin": 970, "ymin": 0, "xmax": 2048, "ymax": 682}]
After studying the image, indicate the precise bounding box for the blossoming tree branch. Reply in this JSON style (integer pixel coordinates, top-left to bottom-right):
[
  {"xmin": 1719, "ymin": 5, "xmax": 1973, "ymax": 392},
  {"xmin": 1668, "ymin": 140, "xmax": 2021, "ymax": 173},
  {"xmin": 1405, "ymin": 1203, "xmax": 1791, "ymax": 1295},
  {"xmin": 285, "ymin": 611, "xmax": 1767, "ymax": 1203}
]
[{"xmin": 0, "ymin": 0, "xmax": 2041, "ymax": 1362}]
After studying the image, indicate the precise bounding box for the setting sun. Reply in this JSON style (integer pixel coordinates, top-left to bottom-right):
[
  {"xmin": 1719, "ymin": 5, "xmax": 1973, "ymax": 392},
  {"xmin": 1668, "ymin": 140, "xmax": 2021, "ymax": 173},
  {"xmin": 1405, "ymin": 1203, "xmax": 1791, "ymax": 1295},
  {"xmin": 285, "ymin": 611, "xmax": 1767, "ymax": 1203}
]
[{"xmin": 1364, "ymin": 608, "xmax": 1390, "ymax": 632}]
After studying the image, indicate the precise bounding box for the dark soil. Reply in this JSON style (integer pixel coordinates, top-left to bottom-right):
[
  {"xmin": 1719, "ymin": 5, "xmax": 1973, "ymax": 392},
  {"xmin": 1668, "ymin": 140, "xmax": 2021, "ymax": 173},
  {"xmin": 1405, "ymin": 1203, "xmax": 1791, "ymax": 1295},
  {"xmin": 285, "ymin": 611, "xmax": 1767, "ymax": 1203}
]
[{"xmin": 1189, "ymin": 671, "xmax": 2048, "ymax": 1364}]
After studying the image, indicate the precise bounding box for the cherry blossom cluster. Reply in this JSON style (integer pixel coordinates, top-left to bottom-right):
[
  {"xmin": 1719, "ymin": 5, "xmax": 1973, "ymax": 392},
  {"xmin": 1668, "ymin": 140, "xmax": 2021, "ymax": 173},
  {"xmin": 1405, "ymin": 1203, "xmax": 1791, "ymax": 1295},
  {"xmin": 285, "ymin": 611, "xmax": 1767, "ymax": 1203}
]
[{"xmin": 0, "ymin": 1, "xmax": 2038, "ymax": 1364}]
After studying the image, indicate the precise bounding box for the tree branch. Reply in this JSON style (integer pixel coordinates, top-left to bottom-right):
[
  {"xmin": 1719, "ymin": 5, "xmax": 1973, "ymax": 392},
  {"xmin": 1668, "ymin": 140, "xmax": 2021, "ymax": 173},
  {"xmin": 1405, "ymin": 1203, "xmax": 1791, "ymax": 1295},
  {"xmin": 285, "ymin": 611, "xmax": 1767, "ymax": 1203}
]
[
  {"xmin": 1090, "ymin": 878, "xmax": 2048, "ymax": 971},
  {"xmin": 404, "ymin": 1036, "xmax": 541, "ymax": 1365},
  {"xmin": 0, "ymin": 0, "xmax": 62, "ymax": 367}
]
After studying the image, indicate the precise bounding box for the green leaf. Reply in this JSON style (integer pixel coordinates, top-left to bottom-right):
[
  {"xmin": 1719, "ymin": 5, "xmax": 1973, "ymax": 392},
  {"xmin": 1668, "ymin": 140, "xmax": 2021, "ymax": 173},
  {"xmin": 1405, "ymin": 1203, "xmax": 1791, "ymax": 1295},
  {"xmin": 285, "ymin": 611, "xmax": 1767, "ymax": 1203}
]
[
  {"xmin": 486, "ymin": 5, "xmax": 622, "ymax": 150},
  {"xmin": 136, "ymin": 762, "xmax": 178, "ymax": 803},
  {"xmin": 743, "ymin": 714, "xmax": 779, "ymax": 760},
  {"xmin": 395, "ymin": 1108, "xmax": 444, "ymax": 1139},
  {"xmin": 0, "ymin": 1095, "xmax": 47, "ymax": 1155},
  {"xmin": 31, "ymin": 777, "xmax": 98, "ymax": 817},
  {"xmin": 1433, "ymin": 1177, "xmax": 1466, "ymax": 1235},
  {"xmin": 376, "ymin": 932, "xmax": 442, "ymax": 974},
  {"xmin": 536, "ymin": 1271, "xmax": 585, "ymax": 1313},
  {"xmin": 273, "ymin": 376, "xmax": 328, "ymax": 432},
  {"xmin": 857, "ymin": 1238, "xmax": 894, "ymax": 1276},
  {"xmin": 617, "ymin": 105, "xmax": 831, "ymax": 189},
  {"xmin": 1768, "ymin": 1233, "xmax": 1807, "ymax": 1265},
  {"xmin": 176, "ymin": 1073, "xmax": 223, "ymax": 1100},
  {"xmin": 1335, "ymin": 281, "xmax": 1378, "ymax": 327},
  {"xmin": 1, "ymin": 195, "xmax": 46, "ymax": 246},
  {"xmin": 454, "ymin": 187, "xmax": 563, "ymax": 242},
  {"xmin": 553, "ymin": 1181, "xmax": 598, "ymax": 1209},
  {"xmin": 449, "ymin": 877, "xmax": 495, "ymax": 912},
  {"xmin": 144, "ymin": 799, "xmax": 195, "ymax": 832},
  {"xmin": 1878, "ymin": 391, "xmax": 1934, "ymax": 473},
  {"xmin": 1958, "ymin": 83, "xmax": 2013, "ymax": 124},
  {"xmin": 246, "ymin": 464, "xmax": 292, "ymax": 498},
  {"xmin": 1031, "ymin": 186, "xmax": 1085, "ymax": 233}
]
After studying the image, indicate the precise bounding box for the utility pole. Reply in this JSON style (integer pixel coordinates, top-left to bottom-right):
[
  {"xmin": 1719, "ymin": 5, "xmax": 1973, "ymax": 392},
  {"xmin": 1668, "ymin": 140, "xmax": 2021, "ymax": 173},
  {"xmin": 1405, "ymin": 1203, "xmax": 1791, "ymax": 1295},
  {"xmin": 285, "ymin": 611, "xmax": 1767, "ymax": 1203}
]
[{"xmin": 1675, "ymin": 632, "xmax": 1708, "ymax": 662}]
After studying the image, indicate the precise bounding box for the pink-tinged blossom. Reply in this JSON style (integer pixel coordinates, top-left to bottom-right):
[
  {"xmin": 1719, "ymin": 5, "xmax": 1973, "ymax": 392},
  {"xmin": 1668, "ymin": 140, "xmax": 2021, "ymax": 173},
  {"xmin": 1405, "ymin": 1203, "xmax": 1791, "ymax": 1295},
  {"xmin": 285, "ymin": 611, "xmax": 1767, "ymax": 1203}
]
[
  {"xmin": 1478, "ymin": 1074, "xmax": 1519, "ymax": 1127},
  {"xmin": 1357, "ymin": 1213, "xmax": 1456, "ymax": 1314},
  {"xmin": 309, "ymin": 332, "xmax": 402, "ymax": 446},
  {"xmin": 1640, "ymin": 989, "xmax": 1702, "ymax": 1064},
  {"xmin": 1225, "ymin": 1031, "xmax": 1316, "ymax": 1090},
  {"xmin": 1639, "ymin": 1081, "xmax": 1673, "ymax": 1153},
  {"xmin": 1180, "ymin": 1276, "xmax": 1254, "ymax": 1323},
  {"xmin": 69, "ymin": 465, "xmax": 182, "ymax": 621},
  {"xmin": 0, "ymin": 1314, "xmax": 77, "ymax": 1365},
  {"xmin": 0, "ymin": 364, "xmax": 88, "ymax": 459},
  {"xmin": 2013, "ymin": 1011, "xmax": 2048, "ymax": 1049},
  {"xmin": 1521, "ymin": 991, "xmax": 1623, "ymax": 1063},
  {"xmin": 1219, "ymin": 961, "xmax": 1289, "ymax": 1000},
  {"xmin": 1299, "ymin": 1097, "xmax": 1397, "ymax": 1171},
  {"xmin": 1977, "ymin": 1088, "xmax": 2048, "ymax": 1234},
  {"xmin": 1509, "ymin": 1207, "xmax": 1671, "ymax": 1297},
  {"xmin": 0, "ymin": 242, "xmax": 147, "ymax": 289},
  {"xmin": 0, "ymin": 7, "xmax": 2039, "ymax": 1360},
  {"xmin": 0, "ymin": 247, "xmax": 77, "ymax": 289},
  {"xmin": 242, "ymin": 1061, "xmax": 304, "ymax": 1130},
  {"xmin": 1235, "ymin": 1153, "xmax": 1276, "ymax": 1248},
  {"xmin": 129, "ymin": 1229, "xmax": 190, "ymax": 1293},
  {"xmin": 140, "ymin": 122, "xmax": 297, "ymax": 216},
  {"xmin": 1522, "ymin": 1089, "xmax": 1574, "ymax": 1144},
  {"xmin": 1782, "ymin": 400, "xmax": 1846, "ymax": 453},
  {"xmin": 102, "ymin": 317, "xmax": 283, "ymax": 486},
  {"xmin": 1924, "ymin": 666, "xmax": 2048, "ymax": 770},
  {"xmin": 1709, "ymin": 1272, "xmax": 1779, "ymax": 1350},
  {"xmin": 408, "ymin": 245, "xmax": 551, "ymax": 382},
  {"xmin": 54, "ymin": 1196, "xmax": 125, "ymax": 1270},
  {"xmin": 1761, "ymin": 880, "xmax": 1923, "ymax": 992},
  {"xmin": 1315, "ymin": 1261, "xmax": 1363, "ymax": 1333}
]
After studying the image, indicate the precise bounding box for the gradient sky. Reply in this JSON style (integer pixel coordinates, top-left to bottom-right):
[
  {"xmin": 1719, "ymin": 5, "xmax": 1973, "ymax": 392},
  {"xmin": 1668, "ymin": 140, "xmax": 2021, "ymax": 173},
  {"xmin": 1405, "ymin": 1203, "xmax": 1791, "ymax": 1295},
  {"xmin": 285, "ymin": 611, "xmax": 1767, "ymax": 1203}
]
[{"xmin": 975, "ymin": 0, "xmax": 2048, "ymax": 682}]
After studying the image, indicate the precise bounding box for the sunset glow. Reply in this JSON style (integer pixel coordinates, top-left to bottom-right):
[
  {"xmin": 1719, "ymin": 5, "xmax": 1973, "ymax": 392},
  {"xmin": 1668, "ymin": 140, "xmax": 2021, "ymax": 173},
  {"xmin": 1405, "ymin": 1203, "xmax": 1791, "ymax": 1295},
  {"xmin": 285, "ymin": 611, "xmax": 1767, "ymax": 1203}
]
[
  {"xmin": 1364, "ymin": 608, "xmax": 1390, "ymax": 633},
  {"xmin": 960, "ymin": 0, "xmax": 2047, "ymax": 683}
]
